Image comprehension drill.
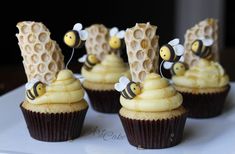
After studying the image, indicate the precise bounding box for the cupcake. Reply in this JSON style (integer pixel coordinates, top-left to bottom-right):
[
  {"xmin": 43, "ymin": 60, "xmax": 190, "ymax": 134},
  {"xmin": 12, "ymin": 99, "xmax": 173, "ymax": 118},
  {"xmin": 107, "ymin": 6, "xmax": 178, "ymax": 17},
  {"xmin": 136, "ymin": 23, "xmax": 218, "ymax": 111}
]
[
  {"xmin": 21, "ymin": 70, "xmax": 88, "ymax": 141},
  {"xmin": 172, "ymin": 58, "xmax": 230, "ymax": 118},
  {"xmin": 81, "ymin": 53, "xmax": 130, "ymax": 113},
  {"xmin": 171, "ymin": 35, "xmax": 230, "ymax": 118},
  {"xmin": 80, "ymin": 25, "xmax": 129, "ymax": 113},
  {"xmin": 116, "ymin": 23, "xmax": 187, "ymax": 149},
  {"xmin": 116, "ymin": 73, "xmax": 187, "ymax": 149},
  {"xmin": 171, "ymin": 20, "xmax": 230, "ymax": 118},
  {"xmin": 17, "ymin": 21, "xmax": 88, "ymax": 142}
]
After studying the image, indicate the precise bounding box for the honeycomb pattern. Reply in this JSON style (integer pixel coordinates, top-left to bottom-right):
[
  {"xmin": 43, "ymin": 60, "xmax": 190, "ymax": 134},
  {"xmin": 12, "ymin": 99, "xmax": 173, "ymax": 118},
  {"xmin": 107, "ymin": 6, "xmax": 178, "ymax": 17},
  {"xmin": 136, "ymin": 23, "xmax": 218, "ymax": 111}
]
[
  {"xmin": 85, "ymin": 24, "xmax": 111, "ymax": 60},
  {"xmin": 16, "ymin": 21, "xmax": 64, "ymax": 84},
  {"xmin": 125, "ymin": 22, "xmax": 159, "ymax": 82},
  {"xmin": 183, "ymin": 18, "xmax": 219, "ymax": 67}
]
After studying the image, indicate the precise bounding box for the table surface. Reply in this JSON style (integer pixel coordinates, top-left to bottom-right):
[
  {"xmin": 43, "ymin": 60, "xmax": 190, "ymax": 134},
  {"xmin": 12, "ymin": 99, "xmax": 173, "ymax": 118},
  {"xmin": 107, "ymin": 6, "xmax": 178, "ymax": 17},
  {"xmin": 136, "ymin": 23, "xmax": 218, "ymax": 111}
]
[{"xmin": 0, "ymin": 81, "xmax": 235, "ymax": 154}]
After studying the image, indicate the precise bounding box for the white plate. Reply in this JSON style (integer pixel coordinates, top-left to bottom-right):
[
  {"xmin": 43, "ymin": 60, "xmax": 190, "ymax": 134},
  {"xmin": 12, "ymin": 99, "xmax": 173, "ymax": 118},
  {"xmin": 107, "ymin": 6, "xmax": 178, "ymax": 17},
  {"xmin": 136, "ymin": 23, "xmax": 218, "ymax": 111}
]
[{"xmin": 0, "ymin": 79, "xmax": 235, "ymax": 154}]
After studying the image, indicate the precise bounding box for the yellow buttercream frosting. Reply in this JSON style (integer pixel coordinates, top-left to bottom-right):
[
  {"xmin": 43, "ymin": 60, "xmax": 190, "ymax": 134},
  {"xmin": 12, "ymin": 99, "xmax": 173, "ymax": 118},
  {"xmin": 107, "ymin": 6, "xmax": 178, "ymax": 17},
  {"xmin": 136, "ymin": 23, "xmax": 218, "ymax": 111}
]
[
  {"xmin": 81, "ymin": 53, "xmax": 130, "ymax": 83},
  {"xmin": 26, "ymin": 69, "xmax": 85, "ymax": 104},
  {"xmin": 120, "ymin": 73, "xmax": 183, "ymax": 112},
  {"xmin": 172, "ymin": 59, "xmax": 229, "ymax": 88}
]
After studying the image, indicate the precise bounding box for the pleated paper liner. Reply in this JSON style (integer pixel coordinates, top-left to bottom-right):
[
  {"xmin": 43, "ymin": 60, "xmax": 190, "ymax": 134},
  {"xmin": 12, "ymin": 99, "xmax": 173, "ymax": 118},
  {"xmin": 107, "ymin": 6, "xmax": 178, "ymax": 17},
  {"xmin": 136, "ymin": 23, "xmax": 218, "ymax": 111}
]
[
  {"xmin": 119, "ymin": 109, "xmax": 187, "ymax": 149},
  {"xmin": 176, "ymin": 85, "xmax": 230, "ymax": 118},
  {"xmin": 84, "ymin": 87, "xmax": 121, "ymax": 113},
  {"xmin": 20, "ymin": 103, "xmax": 88, "ymax": 142}
]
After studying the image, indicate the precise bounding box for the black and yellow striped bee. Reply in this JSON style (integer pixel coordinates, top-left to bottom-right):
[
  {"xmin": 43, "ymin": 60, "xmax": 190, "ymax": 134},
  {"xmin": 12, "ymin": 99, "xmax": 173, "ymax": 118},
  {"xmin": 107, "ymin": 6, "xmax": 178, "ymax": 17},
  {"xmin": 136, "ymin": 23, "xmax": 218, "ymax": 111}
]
[
  {"xmin": 171, "ymin": 61, "xmax": 188, "ymax": 76},
  {"xmin": 64, "ymin": 23, "xmax": 88, "ymax": 48},
  {"xmin": 109, "ymin": 27, "xmax": 125, "ymax": 50},
  {"xmin": 160, "ymin": 38, "xmax": 186, "ymax": 77},
  {"xmin": 78, "ymin": 54, "xmax": 100, "ymax": 70},
  {"xmin": 114, "ymin": 76, "xmax": 141, "ymax": 100},
  {"xmin": 191, "ymin": 37, "xmax": 213, "ymax": 59},
  {"xmin": 25, "ymin": 79, "xmax": 46, "ymax": 100},
  {"xmin": 160, "ymin": 38, "xmax": 184, "ymax": 62},
  {"xmin": 162, "ymin": 56, "xmax": 188, "ymax": 76}
]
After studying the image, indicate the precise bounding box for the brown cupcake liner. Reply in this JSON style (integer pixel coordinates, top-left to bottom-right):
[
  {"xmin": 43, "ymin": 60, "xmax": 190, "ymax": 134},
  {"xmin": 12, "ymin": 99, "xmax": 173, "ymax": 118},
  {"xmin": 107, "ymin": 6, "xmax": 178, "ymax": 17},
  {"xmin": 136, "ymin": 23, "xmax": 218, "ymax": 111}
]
[
  {"xmin": 179, "ymin": 86, "xmax": 230, "ymax": 118},
  {"xmin": 84, "ymin": 87, "xmax": 121, "ymax": 113},
  {"xmin": 119, "ymin": 112, "xmax": 187, "ymax": 149},
  {"xmin": 20, "ymin": 103, "xmax": 88, "ymax": 142}
]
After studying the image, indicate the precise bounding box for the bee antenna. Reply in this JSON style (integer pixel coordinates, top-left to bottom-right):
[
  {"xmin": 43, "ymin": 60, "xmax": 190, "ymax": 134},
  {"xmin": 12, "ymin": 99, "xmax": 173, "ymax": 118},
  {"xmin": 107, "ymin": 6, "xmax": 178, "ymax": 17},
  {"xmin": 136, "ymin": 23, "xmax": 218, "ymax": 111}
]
[
  {"xmin": 159, "ymin": 60, "xmax": 165, "ymax": 78},
  {"xmin": 159, "ymin": 60, "xmax": 170, "ymax": 80},
  {"xmin": 65, "ymin": 48, "xmax": 75, "ymax": 69}
]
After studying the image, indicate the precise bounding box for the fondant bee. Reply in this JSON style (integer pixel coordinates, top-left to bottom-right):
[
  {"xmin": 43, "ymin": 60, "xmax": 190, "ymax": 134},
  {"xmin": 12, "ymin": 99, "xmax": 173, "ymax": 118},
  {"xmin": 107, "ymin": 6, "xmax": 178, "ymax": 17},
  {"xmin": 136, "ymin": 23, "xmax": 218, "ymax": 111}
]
[
  {"xmin": 162, "ymin": 56, "xmax": 188, "ymax": 76},
  {"xmin": 160, "ymin": 38, "xmax": 184, "ymax": 62},
  {"xmin": 191, "ymin": 37, "xmax": 214, "ymax": 59},
  {"xmin": 109, "ymin": 27, "xmax": 125, "ymax": 49},
  {"xmin": 160, "ymin": 38, "xmax": 187, "ymax": 76},
  {"xmin": 79, "ymin": 54, "xmax": 100, "ymax": 70},
  {"xmin": 64, "ymin": 23, "xmax": 88, "ymax": 48},
  {"xmin": 171, "ymin": 61, "xmax": 188, "ymax": 76},
  {"xmin": 114, "ymin": 76, "xmax": 141, "ymax": 100},
  {"xmin": 25, "ymin": 79, "xmax": 46, "ymax": 100}
]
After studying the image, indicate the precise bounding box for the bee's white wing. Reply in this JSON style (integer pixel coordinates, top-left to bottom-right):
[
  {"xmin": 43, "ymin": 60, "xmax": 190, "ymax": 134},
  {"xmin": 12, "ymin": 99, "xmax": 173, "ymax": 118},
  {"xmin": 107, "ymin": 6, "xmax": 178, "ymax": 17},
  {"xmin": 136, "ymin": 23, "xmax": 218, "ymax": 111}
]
[
  {"xmin": 202, "ymin": 38, "xmax": 213, "ymax": 46},
  {"xmin": 79, "ymin": 30, "xmax": 88, "ymax": 40},
  {"xmin": 73, "ymin": 23, "xmax": 83, "ymax": 32},
  {"xmin": 110, "ymin": 27, "xmax": 118, "ymax": 37},
  {"xmin": 168, "ymin": 38, "xmax": 179, "ymax": 46},
  {"xmin": 25, "ymin": 82, "xmax": 33, "ymax": 90},
  {"xmin": 25, "ymin": 78, "xmax": 40, "ymax": 90},
  {"xmin": 78, "ymin": 54, "xmax": 87, "ymax": 63},
  {"xmin": 179, "ymin": 56, "xmax": 185, "ymax": 62},
  {"xmin": 119, "ymin": 76, "xmax": 130, "ymax": 85},
  {"xmin": 114, "ymin": 76, "xmax": 130, "ymax": 91},
  {"xmin": 114, "ymin": 83, "xmax": 125, "ymax": 92},
  {"xmin": 163, "ymin": 61, "xmax": 173, "ymax": 69},
  {"xmin": 174, "ymin": 44, "xmax": 184, "ymax": 56},
  {"xmin": 116, "ymin": 30, "xmax": 125, "ymax": 39}
]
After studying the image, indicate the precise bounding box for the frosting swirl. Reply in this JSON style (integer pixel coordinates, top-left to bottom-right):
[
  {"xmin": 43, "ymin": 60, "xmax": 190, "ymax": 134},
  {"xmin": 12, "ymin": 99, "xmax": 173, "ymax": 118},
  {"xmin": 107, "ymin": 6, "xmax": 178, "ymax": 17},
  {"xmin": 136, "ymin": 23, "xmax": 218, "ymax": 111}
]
[
  {"xmin": 26, "ymin": 69, "xmax": 84, "ymax": 104},
  {"xmin": 172, "ymin": 59, "xmax": 229, "ymax": 88},
  {"xmin": 82, "ymin": 53, "xmax": 130, "ymax": 83},
  {"xmin": 120, "ymin": 73, "xmax": 183, "ymax": 112}
]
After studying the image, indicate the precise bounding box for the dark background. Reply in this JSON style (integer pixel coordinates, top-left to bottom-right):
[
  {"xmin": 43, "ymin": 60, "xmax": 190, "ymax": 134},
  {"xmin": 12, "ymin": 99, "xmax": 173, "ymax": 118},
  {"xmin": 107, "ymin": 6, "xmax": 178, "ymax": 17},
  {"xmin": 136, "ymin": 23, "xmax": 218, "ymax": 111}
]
[
  {"xmin": 225, "ymin": 0, "xmax": 235, "ymax": 47},
  {"xmin": 1, "ymin": 0, "xmax": 176, "ymax": 65},
  {"xmin": 1, "ymin": 0, "xmax": 234, "ymax": 65},
  {"xmin": 0, "ymin": 0, "xmax": 234, "ymax": 94}
]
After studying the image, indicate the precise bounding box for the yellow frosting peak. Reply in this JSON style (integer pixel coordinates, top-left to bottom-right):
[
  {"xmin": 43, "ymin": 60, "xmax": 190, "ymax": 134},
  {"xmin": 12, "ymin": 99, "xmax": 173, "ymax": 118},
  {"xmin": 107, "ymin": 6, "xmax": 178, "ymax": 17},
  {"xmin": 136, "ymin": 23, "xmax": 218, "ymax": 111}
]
[
  {"xmin": 198, "ymin": 59, "xmax": 209, "ymax": 66},
  {"xmin": 120, "ymin": 73, "xmax": 183, "ymax": 112},
  {"xmin": 56, "ymin": 69, "xmax": 74, "ymax": 80},
  {"xmin": 172, "ymin": 59, "xmax": 229, "ymax": 88},
  {"xmin": 145, "ymin": 73, "xmax": 161, "ymax": 80},
  {"xmin": 82, "ymin": 53, "xmax": 130, "ymax": 84},
  {"xmin": 26, "ymin": 69, "xmax": 84, "ymax": 104}
]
